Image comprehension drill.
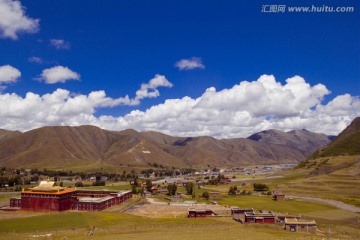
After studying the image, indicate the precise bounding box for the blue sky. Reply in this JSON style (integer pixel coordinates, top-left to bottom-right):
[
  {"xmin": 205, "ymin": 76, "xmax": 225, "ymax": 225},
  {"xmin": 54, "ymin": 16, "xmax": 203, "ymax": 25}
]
[{"xmin": 0, "ymin": 0, "xmax": 359, "ymax": 138}]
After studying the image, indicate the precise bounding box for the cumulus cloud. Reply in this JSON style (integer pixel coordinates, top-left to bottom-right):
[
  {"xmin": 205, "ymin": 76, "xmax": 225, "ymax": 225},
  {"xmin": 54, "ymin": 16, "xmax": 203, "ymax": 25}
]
[
  {"xmin": 38, "ymin": 66, "xmax": 80, "ymax": 84},
  {"xmin": 104, "ymin": 75, "xmax": 358, "ymax": 138},
  {"xmin": 50, "ymin": 39, "xmax": 70, "ymax": 49},
  {"xmin": 0, "ymin": 65, "xmax": 21, "ymax": 83},
  {"xmin": 0, "ymin": 0, "xmax": 39, "ymax": 39},
  {"xmin": 175, "ymin": 57, "xmax": 205, "ymax": 70},
  {"xmin": 0, "ymin": 74, "xmax": 359, "ymax": 138},
  {"xmin": 0, "ymin": 74, "xmax": 173, "ymax": 130},
  {"xmin": 134, "ymin": 74, "xmax": 173, "ymax": 104}
]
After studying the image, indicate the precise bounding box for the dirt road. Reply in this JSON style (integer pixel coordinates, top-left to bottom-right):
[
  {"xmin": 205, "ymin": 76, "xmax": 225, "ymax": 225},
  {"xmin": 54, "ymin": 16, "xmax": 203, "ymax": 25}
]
[{"xmin": 287, "ymin": 195, "xmax": 360, "ymax": 213}]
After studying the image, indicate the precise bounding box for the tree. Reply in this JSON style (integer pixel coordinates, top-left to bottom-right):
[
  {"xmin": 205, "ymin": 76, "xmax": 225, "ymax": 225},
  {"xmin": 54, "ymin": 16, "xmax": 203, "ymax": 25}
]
[
  {"xmin": 202, "ymin": 191, "xmax": 209, "ymax": 200},
  {"xmin": 228, "ymin": 186, "xmax": 236, "ymax": 195},
  {"xmin": 75, "ymin": 182, "xmax": 85, "ymax": 187},
  {"xmin": 92, "ymin": 180, "xmax": 105, "ymax": 186},
  {"xmin": 207, "ymin": 178, "xmax": 218, "ymax": 185},
  {"xmin": 132, "ymin": 178, "xmax": 140, "ymax": 187},
  {"xmin": 185, "ymin": 182, "xmax": 194, "ymax": 195},
  {"xmin": 131, "ymin": 185, "xmax": 138, "ymax": 194},
  {"xmin": 253, "ymin": 183, "xmax": 269, "ymax": 192},
  {"xmin": 146, "ymin": 180, "xmax": 153, "ymax": 192},
  {"xmin": 167, "ymin": 183, "xmax": 177, "ymax": 195}
]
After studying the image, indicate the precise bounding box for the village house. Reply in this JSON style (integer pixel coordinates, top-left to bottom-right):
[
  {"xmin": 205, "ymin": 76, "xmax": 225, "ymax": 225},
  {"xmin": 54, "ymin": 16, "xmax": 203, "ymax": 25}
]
[
  {"xmin": 276, "ymin": 213, "xmax": 301, "ymax": 223},
  {"xmin": 244, "ymin": 211, "xmax": 276, "ymax": 223},
  {"xmin": 273, "ymin": 190, "xmax": 285, "ymax": 201},
  {"xmin": 284, "ymin": 218, "xmax": 317, "ymax": 233},
  {"xmin": 188, "ymin": 208, "xmax": 214, "ymax": 218},
  {"xmin": 230, "ymin": 207, "xmax": 254, "ymax": 215}
]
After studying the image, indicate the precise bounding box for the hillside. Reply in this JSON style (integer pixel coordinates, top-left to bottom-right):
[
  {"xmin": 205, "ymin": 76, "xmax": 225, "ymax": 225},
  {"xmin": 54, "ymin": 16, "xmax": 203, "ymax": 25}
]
[
  {"xmin": 0, "ymin": 129, "xmax": 21, "ymax": 141},
  {"xmin": 278, "ymin": 116, "xmax": 360, "ymax": 207},
  {"xmin": 310, "ymin": 117, "xmax": 360, "ymax": 158},
  {"xmin": 297, "ymin": 117, "xmax": 360, "ymax": 176},
  {"xmin": 0, "ymin": 125, "xmax": 333, "ymax": 170},
  {"xmin": 248, "ymin": 129, "xmax": 332, "ymax": 157}
]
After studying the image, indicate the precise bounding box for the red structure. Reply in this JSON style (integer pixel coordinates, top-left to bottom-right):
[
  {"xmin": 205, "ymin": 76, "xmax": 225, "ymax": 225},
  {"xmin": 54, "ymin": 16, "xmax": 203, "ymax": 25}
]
[
  {"xmin": 188, "ymin": 208, "xmax": 214, "ymax": 218},
  {"xmin": 71, "ymin": 190, "xmax": 132, "ymax": 211},
  {"xmin": 230, "ymin": 207, "xmax": 254, "ymax": 215},
  {"xmin": 244, "ymin": 211, "xmax": 276, "ymax": 223},
  {"xmin": 10, "ymin": 197, "xmax": 21, "ymax": 208},
  {"xmin": 14, "ymin": 181, "xmax": 132, "ymax": 212},
  {"xmin": 21, "ymin": 189, "xmax": 76, "ymax": 211}
]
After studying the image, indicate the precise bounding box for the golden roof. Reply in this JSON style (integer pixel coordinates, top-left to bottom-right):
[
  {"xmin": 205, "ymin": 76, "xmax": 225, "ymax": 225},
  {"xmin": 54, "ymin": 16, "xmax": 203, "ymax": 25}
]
[{"xmin": 23, "ymin": 181, "xmax": 76, "ymax": 195}]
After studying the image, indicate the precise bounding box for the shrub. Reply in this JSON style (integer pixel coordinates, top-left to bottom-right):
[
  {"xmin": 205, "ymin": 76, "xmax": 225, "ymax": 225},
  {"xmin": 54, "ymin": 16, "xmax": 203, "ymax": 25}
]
[{"xmin": 253, "ymin": 183, "xmax": 269, "ymax": 191}]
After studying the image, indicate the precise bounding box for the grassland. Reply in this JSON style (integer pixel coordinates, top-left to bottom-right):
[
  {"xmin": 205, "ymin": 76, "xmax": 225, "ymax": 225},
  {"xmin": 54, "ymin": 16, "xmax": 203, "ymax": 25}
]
[
  {"xmin": 1, "ymin": 209, "xmax": 359, "ymax": 240},
  {"xmin": 1, "ymin": 161, "xmax": 360, "ymax": 240},
  {"xmin": 1, "ymin": 189, "xmax": 359, "ymax": 240},
  {"xmin": 278, "ymin": 155, "xmax": 360, "ymax": 207}
]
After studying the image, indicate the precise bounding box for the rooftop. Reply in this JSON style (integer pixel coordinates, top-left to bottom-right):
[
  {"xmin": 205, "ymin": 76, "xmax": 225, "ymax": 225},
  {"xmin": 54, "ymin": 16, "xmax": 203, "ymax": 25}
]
[
  {"xmin": 77, "ymin": 196, "xmax": 115, "ymax": 203},
  {"xmin": 22, "ymin": 189, "xmax": 76, "ymax": 195},
  {"xmin": 22, "ymin": 181, "xmax": 76, "ymax": 195},
  {"xmin": 245, "ymin": 211, "xmax": 275, "ymax": 217},
  {"xmin": 285, "ymin": 218, "xmax": 316, "ymax": 225}
]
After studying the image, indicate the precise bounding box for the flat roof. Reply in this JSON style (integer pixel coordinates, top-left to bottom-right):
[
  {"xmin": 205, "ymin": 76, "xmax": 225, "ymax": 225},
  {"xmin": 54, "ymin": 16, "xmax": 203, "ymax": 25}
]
[
  {"xmin": 22, "ymin": 189, "xmax": 76, "ymax": 195},
  {"xmin": 285, "ymin": 219, "xmax": 316, "ymax": 225},
  {"xmin": 245, "ymin": 211, "xmax": 275, "ymax": 217},
  {"xmin": 231, "ymin": 207, "xmax": 253, "ymax": 210},
  {"xmin": 77, "ymin": 196, "xmax": 114, "ymax": 203}
]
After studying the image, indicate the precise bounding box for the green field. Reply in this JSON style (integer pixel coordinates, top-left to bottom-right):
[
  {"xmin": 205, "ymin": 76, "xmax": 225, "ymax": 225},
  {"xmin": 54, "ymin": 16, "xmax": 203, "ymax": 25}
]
[
  {"xmin": 1, "ymin": 167, "xmax": 360, "ymax": 240},
  {"xmin": 1, "ymin": 210, "xmax": 358, "ymax": 240},
  {"xmin": 0, "ymin": 192, "xmax": 359, "ymax": 240}
]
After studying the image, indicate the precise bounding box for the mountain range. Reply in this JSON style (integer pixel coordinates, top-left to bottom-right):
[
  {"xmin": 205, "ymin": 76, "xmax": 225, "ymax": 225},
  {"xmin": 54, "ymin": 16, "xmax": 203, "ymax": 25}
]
[{"xmin": 0, "ymin": 126, "xmax": 333, "ymax": 170}]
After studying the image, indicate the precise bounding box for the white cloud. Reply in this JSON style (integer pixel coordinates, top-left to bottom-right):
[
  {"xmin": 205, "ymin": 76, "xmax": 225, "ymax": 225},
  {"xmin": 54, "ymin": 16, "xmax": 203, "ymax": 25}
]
[
  {"xmin": 0, "ymin": 65, "xmax": 21, "ymax": 83},
  {"xmin": 0, "ymin": 74, "xmax": 359, "ymax": 138},
  {"xmin": 95, "ymin": 75, "xmax": 359, "ymax": 138},
  {"xmin": 134, "ymin": 74, "xmax": 173, "ymax": 103},
  {"xmin": 0, "ymin": 0, "xmax": 39, "ymax": 39},
  {"xmin": 175, "ymin": 57, "xmax": 205, "ymax": 70},
  {"xmin": 38, "ymin": 66, "xmax": 80, "ymax": 84},
  {"xmin": 0, "ymin": 74, "xmax": 173, "ymax": 130},
  {"xmin": 28, "ymin": 56, "xmax": 43, "ymax": 64},
  {"xmin": 50, "ymin": 39, "xmax": 70, "ymax": 49}
]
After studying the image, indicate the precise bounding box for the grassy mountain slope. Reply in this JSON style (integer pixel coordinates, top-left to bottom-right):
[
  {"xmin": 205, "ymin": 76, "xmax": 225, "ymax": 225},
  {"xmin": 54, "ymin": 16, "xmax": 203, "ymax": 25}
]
[
  {"xmin": 310, "ymin": 117, "xmax": 360, "ymax": 158},
  {"xmin": 278, "ymin": 117, "xmax": 360, "ymax": 207}
]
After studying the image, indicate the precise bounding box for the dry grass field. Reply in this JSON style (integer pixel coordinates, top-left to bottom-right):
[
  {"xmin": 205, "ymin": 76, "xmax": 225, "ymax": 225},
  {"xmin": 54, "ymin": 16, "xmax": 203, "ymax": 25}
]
[{"xmin": 0, "ymin": 191, "xmax": 359, "ymax": 240}]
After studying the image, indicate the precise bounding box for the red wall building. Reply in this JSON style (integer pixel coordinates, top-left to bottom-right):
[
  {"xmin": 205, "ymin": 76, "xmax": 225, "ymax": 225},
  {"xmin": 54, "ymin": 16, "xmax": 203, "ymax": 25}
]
[
  {"xmin": 21, "ymin": 189, "xmax": 76, "ymax": 211},
  {"xmin": 15, "ymin": 181, "xmax": 132, "ymax": 212},
  {"xmin": 71, "ymin": 190, "xmax": 132, "ymax": 211},
  {"xmin": 188, "ymin": 208, "xmax": 214, "ymax": 218},
  {"xmin": 244, "ymin": 211, "xmax": 276, "ymax": 223},
  {"xmin": 10, "ymin": 197, "xmax": 21, "ymax": 208},
  {"xmin": 230, "ymin": 207, "xmax": 254, "ymax": 215}
]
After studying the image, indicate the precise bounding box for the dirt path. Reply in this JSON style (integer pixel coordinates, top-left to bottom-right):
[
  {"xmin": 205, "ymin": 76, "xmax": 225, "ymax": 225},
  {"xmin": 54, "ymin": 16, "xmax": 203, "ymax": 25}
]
[
  {"xmin": 287, "ymin": 195, "xmax": 360, "ymax": 213},
  {"xmin": 146, "ymin": 198, "xmax": 168, "ymax": 205}
]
